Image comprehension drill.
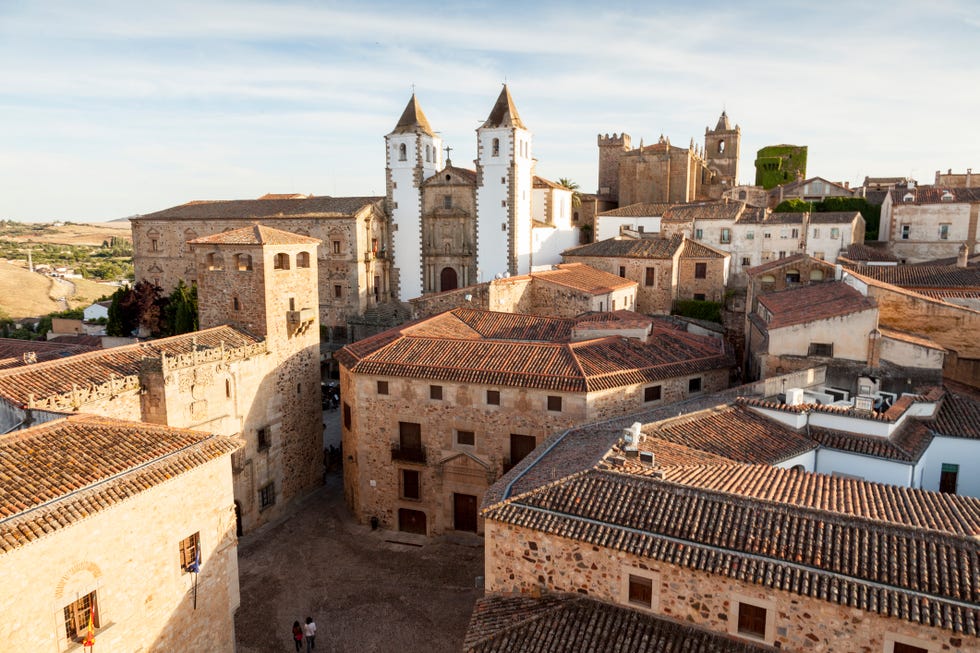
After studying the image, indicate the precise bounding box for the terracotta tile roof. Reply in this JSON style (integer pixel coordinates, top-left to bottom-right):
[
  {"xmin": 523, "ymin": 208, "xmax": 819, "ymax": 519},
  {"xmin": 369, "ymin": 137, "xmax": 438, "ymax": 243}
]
[
  {"xmin": 744, "ymin": 253, "xmax": 834, "ymax": 277},
  {"xmin": 843, "ymin": 264, "xmax": 980, "ymax": 289},
  {"xmin": 188, "ymin": 223, "xmax": 321, "ymax": 246},
  {"xmin": 529, "ymin": 263, "xmax": 636, "ymax": 294},
  {"xmin": 485, "ymin": 468, "xmax": 980, "ymax": 634},
  {"xmin": 757, "ymin": 281, "xmax": 875, "ymax": 329},
  {"xmin": 424, "ymin": 165, "xmax": 477, "ymax": 184},
  {"xmin": 733, "ymin": 207, "xmax": 768, "ymax": 224},
  {"xmin": 651, "ymin": 404, "xmax": 816, "ymax": 464},
  {"xmin": 597, "ymin": 202, "xmax": 672, "ymax": 218},
  {"xmin": 662, "ymin": 201, "xmax": 745, "ymax": 222},
  {"xmin": 933, "ymin": 392, "xmax": 980, "ymax": 440},
  {"xmin": 532, "ymin": 176, "xmax": 566, "ymax": 190},
  {"xmin": 879, "ymin": 327, "xmax": 945, "ymax": 351},
  {"xmin": 808, "ymin": 420, "xmax": 934, "ymax": 462},
  {"xmin": 0, "ymin": 414, "xmax": 241, "ymax": 552},
  {"xmin": 464, "ymin": 594, "xmax": 774, "ymax": 653},
  {"xmin": 337, "ymin": 309, "xmax": 731, "ymax": 393},
  {"xmin": 613, "ymin": 436, "xmax": 737, "ymax": 471},
  {"xmin": 563, "ymin": 235, "xmax": 682, "ymax": 260},
  {"xmin": 839, "ymin": 243, "xmax": 900, "ymax": 263},
  {"xmin": 0, "ymin": 326, "xmax": 261, "ymax": 407},
  {"xmin": 0, "ymin": 338, "xmax": 98, "ymax": 371},
  {"xmin": 761, "ymin": 211, "xmax": 806, "ymax": 225},
  {"xmin": 134, "ymin": 196, "xmax": 382, "ymax": 221},
  {"xmin": 573, "ymin": 310, "xmax": 653, "ymax": 331},
  {"xmin": 679, "ymin": 239, "xmax": 728, "ymax": 259},
  {"xmin": 257, "ymin": 193, "xmax": 310, "ymax": 200},
  {"xmin": 807, "ymin": 210, "xmax": 862, "ymax": 224},
  {"xmin": 889, "ymin": 187, "xmax": 980, "ymax": 205}
]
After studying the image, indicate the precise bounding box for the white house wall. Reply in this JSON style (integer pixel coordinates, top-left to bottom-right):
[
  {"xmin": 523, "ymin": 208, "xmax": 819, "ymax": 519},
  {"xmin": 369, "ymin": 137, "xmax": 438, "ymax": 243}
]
[
  {"xmin": 918, "ymin": 436, "xmax": 980, "ymax": 498},
  {"xmin": 815, "ymin": 448, "xmax": 913, "ymax": 486},
  {"xmin": 596, "ymin": 216, "xmax": 662, "ymax": 241},
  {"xmin": 774, "ymin": 449, "xmax": 816, "ymax": 472}
]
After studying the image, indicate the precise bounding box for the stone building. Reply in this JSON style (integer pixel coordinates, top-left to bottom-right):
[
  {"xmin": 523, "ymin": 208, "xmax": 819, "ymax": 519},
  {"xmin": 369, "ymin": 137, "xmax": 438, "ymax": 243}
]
[
  {"xmin": 879, "ymin": 186, "xmax": 980, "ymax": 263},
  {"xmin": 132, "ymin": 195, "xmax": 387, "ymax": 343},
  {"xmin": 0, "ymin": 224, "xmax": 325, "ymax": 534},
  {"xmin": 562, "ymin": 235, "xmax": 730, "ymax": 313},
  {"xmin": 480, "ymin": 377, "xmax": 980, "ymax": 651},
  {"xmin": 596, "ymin": 111, "xmax": 740, "ymax": 207},
  {"xmin": 754, "ymin": 144, "xmax": 807, "ymax": 189},
  {"xmin": 0, "ymin": 414, "xmax": 241, "ymax": 652},
  {"xmin": 768, "ymin": 175, "xmax": 855, "ymax": 207},
  {"xmin": 934, "ymin": 168, "xmax": 976, "ymax": 188},
  {"xmin": 336, "ymin": 307, "xmax": 733, "ymax": 536}
]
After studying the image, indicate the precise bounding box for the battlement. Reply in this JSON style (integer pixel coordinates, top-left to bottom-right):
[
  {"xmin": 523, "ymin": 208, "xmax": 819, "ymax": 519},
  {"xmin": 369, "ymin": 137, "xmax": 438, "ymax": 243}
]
[{"xmin": 598, "ymin": 133, "xmax": 632, "ymax": 149}]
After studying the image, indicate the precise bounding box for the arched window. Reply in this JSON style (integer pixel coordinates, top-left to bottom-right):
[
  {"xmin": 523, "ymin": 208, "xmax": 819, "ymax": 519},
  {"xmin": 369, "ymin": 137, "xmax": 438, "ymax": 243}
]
[
  {"xmin": 273, "ymin": 253, "xmax": 290, "ymax": 270},
  {"xmin": 206, "ymin": 252, "xmax": 224, "ymax": 271},
  {"xmin": 718, "ymin": 140, "xmax": 726, "ymax": 154},
  {"xmin": 760, "ymin": 274, "xmax": 775, "ymax": 284},
  {"xmin": 492, "ymin": 138, "xmax": 499, "ymax": 157},
  {"xmin": 739, "ymin": 190, "xmax": 747, "ymax": 200},
  {"xmin": 425, "ymin": 145, "xmax": 431, "ymax": 162},
  {"xmin": 810, "ymin": 269, "xmax": 825, "ymax": 281},
  {"xmin": 398, "ymin": 143, "xmax": 407, "ymax": 161},
  {"xmin": 296, "ymin": 251, "xmax": 310, "ymax": 268},
  {"xmin": 234, "ymin": 253, "xmax": 252, "ymax": 271}
]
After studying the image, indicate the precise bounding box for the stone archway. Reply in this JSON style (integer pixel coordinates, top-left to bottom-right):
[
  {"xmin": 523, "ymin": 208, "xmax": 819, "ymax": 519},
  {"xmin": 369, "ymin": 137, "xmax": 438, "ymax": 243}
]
[{"xmin": 440, "ymin": 267, "xmax": 458, "ymax": 292}]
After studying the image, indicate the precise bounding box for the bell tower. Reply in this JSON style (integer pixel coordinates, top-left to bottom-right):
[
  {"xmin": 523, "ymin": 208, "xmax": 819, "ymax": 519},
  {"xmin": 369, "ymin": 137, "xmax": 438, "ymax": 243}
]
[
  {"xmin": 386, "ymin": 94, "xmax": 442, "ymax": 300},
  {"xmin": 704, "ymin": 110, "xmax": 741, "ymax": 190}
]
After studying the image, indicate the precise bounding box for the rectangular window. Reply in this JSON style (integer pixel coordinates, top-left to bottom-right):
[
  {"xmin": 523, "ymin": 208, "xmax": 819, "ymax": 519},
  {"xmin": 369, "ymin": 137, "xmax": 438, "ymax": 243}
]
[
  {"xmin": 377, "ymin": 380, "xmax": 389, "ymax": 395},
  {"xmin": 694, "ymin": 262, "xmax": 707, "ymax": 279},
  {"xmin": 741, "ymin": 257, "xmax": 752, "ymax": 266},
  {"xmin": 940, "ymin": 463, "xmax": 959, "ymax": 494},
  {"xmin": 644, "ymin": 267, "xmax": 655, "ymax": 287},
  {"xmin": 257, "ymin": 427, "xmax": 270, "ymax": 451},
  {"xmin": 486, "ymin": 390, "xmax": 500, "ymax": 405},
  {"xmin": 746, "ymin": 231, "xmax": 754, "ymax": 240},
  {"xmin": 688, "ymin": 377, "xmax": 702, "ymax": 393},
  {"xmin": 334, "ymin": 284, "xmax": 343, "ymax": 299},
  {"xmin": 780, "ymin": 229, "xmax": 788, "ymax": 239},
  {"xmin": 808, "ymin": 342, "xmax": 834, "ymax": 357},
  {"xmin": 63, "ymin": 591, "xmax": 99, "ymax": 642},
  {"xmin": 892, "ymin": 643, "xmax": 929, "ymax": 653},
  {"xmin": 813, "ymin": 228, "xmax": 820, "ymax": 238},
  {"xmin": 443, "ymin": 195, "xmax": 452, "ymax": 209},
  {"xmin": 791, "ymin": 228, "xmax": 799, "ymax": 238},
  {"xmin": 509, "ymin": 433, "xmax": 537, "ymax": 468},
  {"xmin": 778, "ymin": 251, "xmax": 787, "ymax": 259},
  {"xmin": 737, "ymin": 602, "xmax": 767, "ymax": 638},
  {"xmin": 901, "ymin": 225, "xmax": 910, "ymax": 240},
  {"xmin": 763, "ymin": 232, "xmax": 771, "ymax": 239},
  {"xmin": 151, "ymin": 238, "xmax": 159, "ymax": 252},
  {"xmin": 399, "ymin": 422, "xmax": 422, "ymax": 451},
  {"xmin": 343, "ymin": 402, "xmax": 351, "ymax": 430},
  {"xmin": 693, "ymin": 293, "xmax": 706, "ymax": 301},
  {"xmin": 401, "ymin": 469, "xmax": 420, "ymax": 500},
  {"xmin": 939, "ymin": 224, "xmax": 950, "ymax": 240},
  {"xmin": 720, "ymin": 228, "xmax": 731, "ymax": 244},
  {"xmin": 332, "ymin": 240, "xmax": 341, "ymax": 254},
  {"xmin": 259, "ymin": 482, "xmax": 276, "ymax": 509},
  {"xmin": 618, "ymin": 266, "xmax": 626, "ymax": 278},
  {"xmin": 179, "ymin": 532, "xmax": 201, "ymax": 572},
  {"xmin": 547, "ymin": 395, "xmax": 562, "ymax": 412},
  {"xmin": 644, "ymin": 385, "xmax": 662, "ymax": 402},
  {"xmin": 831, "ymin": 227, "xmax": 841, "ymax": 239},
  {"xmin": 628, "ymin": 574, "xmax": 653, "ymax": 608},
  {"xmin": 455, "ymin": 430, "xmax": 475, "ymax": 446},
  {"xmin": 429, "ymin": 385, "xmax": 443, "ymax": 400},
  {"xmin": 694, "ymin": 228, "xmax": 703, "ymax": 239}
]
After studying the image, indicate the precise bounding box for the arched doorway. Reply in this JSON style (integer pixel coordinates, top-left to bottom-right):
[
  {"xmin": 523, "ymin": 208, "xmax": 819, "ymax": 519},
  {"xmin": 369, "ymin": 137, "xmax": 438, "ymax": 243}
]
[{"xmin": 440, "ymin": 267, "xmax": 458, "ymax": 292}]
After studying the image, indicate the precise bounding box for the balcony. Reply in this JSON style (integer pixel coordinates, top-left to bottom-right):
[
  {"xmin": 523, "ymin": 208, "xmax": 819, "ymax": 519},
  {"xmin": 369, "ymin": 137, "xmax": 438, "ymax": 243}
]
[
  {"xmin": 287, "ymin": 307, "xmax": 316, "ymax": 325},
  {"xmin": 391, "ymin": 446, "xmax": 426, "ymax": 464}
]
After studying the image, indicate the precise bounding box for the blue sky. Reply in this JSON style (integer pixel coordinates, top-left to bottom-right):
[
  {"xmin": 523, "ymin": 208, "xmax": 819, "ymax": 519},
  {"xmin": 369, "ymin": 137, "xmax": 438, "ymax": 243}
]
[{"xmin": 1, "ymin": 0, "xmax": 978, "ymax": 221}]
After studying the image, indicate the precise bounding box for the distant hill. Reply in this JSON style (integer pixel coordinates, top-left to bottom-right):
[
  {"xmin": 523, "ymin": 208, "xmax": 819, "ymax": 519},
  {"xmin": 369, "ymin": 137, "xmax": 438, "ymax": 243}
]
[{"xmin": 0, "ymin": 221, "xmax": 130, "ymax": 246}]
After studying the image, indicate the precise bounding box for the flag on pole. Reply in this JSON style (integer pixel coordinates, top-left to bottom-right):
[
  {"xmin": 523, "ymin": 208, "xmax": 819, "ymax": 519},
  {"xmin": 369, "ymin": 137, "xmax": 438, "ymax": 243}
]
[{"xmin": 82, "ymin": 605, "xmax": 95, "ymax": 648}]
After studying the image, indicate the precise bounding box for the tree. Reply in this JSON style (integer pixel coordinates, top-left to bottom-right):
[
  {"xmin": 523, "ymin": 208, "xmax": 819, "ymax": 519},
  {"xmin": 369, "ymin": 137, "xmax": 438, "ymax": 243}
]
[
  {"xmin": 106, "ymin": 286, "xmax": 135, "ymax": 337},
  {"xmin": 108, "ymin": 281, "xmax": 167, "ymax": 337},
  {"xmin": 773, "ymin": 198, "xmax": 813, "ymax": 213},
  {"xmin": 164, "ymin": 280, "xmax": 198, "ymax": 336},
  {"xmin": 558, "ymin": 178, "xmax": 582, "ymax": 209}
]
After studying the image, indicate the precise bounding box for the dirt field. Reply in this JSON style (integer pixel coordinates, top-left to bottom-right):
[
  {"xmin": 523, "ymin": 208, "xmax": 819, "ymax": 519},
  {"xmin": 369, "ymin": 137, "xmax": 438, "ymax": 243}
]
[
  {"xmin": 235, "ymin": 473, "xmax": 484, "ymax": 653},
  {"xmin": 0, "ymin": 260, "xmax": 118, "ymax": 318},
  {"xmin": 1, "ymin": 221, "xmax": 131, "ymax": 246}
]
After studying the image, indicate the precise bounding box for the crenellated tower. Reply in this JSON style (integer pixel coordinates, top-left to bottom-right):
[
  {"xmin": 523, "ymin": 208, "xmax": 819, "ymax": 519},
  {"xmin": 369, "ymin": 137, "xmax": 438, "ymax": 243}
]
[{"xmin": 597, "ymin": 133, "xmax": 632, "ymax": 200}]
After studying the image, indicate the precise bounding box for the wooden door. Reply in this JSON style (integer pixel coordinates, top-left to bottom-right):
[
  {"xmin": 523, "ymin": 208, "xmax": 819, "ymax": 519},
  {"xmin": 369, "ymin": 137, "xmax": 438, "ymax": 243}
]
[
  {"xmin": 398, "ymin": 508, "xmax": 427, "ymax": 535},
  {"xmin": 453, "ymin": 493, "xmax": 478, "ymax": 532}
]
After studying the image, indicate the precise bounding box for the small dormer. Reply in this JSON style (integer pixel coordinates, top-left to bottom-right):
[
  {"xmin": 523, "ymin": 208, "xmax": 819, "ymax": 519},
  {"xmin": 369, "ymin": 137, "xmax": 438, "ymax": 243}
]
[
  {"xmin": 902, "ymin": 192, "xmax": 915, "ymax": 203},
  {"xmin": 941, "ymin": 190, "xmax": 954, "ymax": 202}
]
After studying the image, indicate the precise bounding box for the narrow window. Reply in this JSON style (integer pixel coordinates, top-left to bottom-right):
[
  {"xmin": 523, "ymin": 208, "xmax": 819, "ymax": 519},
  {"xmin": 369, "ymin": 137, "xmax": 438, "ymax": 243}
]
[
  {"xmin": 257, "ymin": 427, "xmax": 270, "ymax": 451},
  {"xmin": 456, "ymin": 430, "xmax": 475, "ymax": 446},
  {"xmin": 343, "ymin": 402, "xmax": 351, "ymax": 430},
  {"xmin": 718, "ymin": 140, "xmax": 725, "ymax": 154},
  {"xmin": 618, "ymin": 266, "xmax": 626, "ymax": 278},
  {"xmin": 644, "ymin": 385, "xmax": 662, "ymax": 402},
  {"xmin": 296, "ymin": 383, "xmax": 302, "ymax": 395},
  {"xmin": 63, "ymin": 591, "xmax": 99, "ymax": 642},
  {"xmin": 179, "ymin": 532, "xmax": 201, "ymax": 572},
  {"xmin": 694, "ymin": 262, "xmax": 707, "ymax": 279},
  {"xmin": 334, "ymin": 284, "xmax": 343, "ymax": 299},
  {"xmin": 332, "ymin": 240, "xmax": 341, "ymax": 254},
  {"xmin": 688, "ymin": 377, "xmax": 702, "ymax": 393},
  {"xmin": 791, "ymin": 228, "xmax": 799, "ymax": 238},
  {"xmin": 259, "ymin": 482, "xmax": 276, "ymax": 509},
  {"xmin": 737, "ymin": 602, "xmax": 767, "ymax": 638},
  {"xmin": 831, "ymin": 227, "xmax": 841, "ymax": 239},
  {"xmin": 492, "ymin": 138, "xmax": 500, "ymax": 157},
  {"xmin": 939, "ymin": 224, "xmax": 950, "ymax": 240},
  {"xmin": 225, "ymin": 379, "xmax": 231, "ymax": 398},
  {"xmin": 377, "ymin": 380, "xmax": 389, "ymax": 395},
  {"xmin": 151, "ymin": 238, "xmax": 160, "ymax": 252},
  {"xmin": 741, "ymin": 257, "xmax": 751, "ymax": 266},
  {"xmin": 813, "ymin": 228, "xmax": 820, "ymax": 239},
  {"xmin": 233, "ymin": 296, "xmax": 241, "ymax": 311},
  {"xmin": 486, "ymin": 390, "xmax": 500, "ymax": 405},
  {"xmin": 645, "ymin": 267, "xmax": 655, "ymax": 287},
  {"xmin": 547, "ymin": 395, "xmax": 562, "ymax": 412},
  {"xmin": 443, "ymin": 195, "xmax": 452, "ymax": 209},
  {"xmin": 398, "ymin": 143, "xmax": 407, "ymax": 161},
  {"xmin": 425, "ymin": 145, "xmax": 431, "ymax": 162},
  {"xmin": 720, "ymin": 228, "xmax": 731, "ymax": 244},
  {"xmin": 289, "ymin": 297, "xmax": 296, "ymax": 311},
  {"xmin": 694, "ymin": 228, "xmax": 703, "ymax": 239},
  {"xmin": 430, "ymin": 385, "xmax": 443, "ymax": 400},
  {"xmin": 401, "ymin": 469, "xmax": 420, "ymax": 500},
  {"xmin": 940, "ymin": 463, "xmax": 959, "ymax": 494}
]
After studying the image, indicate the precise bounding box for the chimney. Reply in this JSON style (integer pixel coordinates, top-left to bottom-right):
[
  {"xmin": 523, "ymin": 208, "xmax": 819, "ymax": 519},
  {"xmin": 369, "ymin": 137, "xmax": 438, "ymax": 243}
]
[
  {"xmin": 968, "ymin": 168, "xmax": 973, "ymax": 188},
  {"xmin": 957, "ymin": 243, "xmax": 970, "ymax": 268}
]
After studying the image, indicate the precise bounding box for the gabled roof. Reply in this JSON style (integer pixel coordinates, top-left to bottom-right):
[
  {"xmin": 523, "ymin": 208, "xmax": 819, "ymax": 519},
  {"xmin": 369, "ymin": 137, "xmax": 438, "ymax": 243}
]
[
  {"xmin": 889, "ymin": 187, "xmax": 980, "ymax": 205},
  {"xmin": 933, "ymin": 391, "xmax": 980, "ymax": 440},
  {"xmin": 189, "ymin": 224, "xmax": 321, "ymax": 246},
  {"xmin": 662, "ymin": 200, "xmax": 745, "ymax": 222},
  {"xmin": 744, "ymin": 253, "xmax": 835, "ymax": 277},
  {"xmin": 423, "ymin": 164, "xmax": 477, "ymax": 185},
  {"xmin": 839, "ymin": 243, "xmax": 899, "ymax": 263},
  {"xmin": 680, "ymin": 239, "xmax": 728, "ymax": 259},
  {"xmin": 807, "ymin": 210, "xmax": 862, "ymax": 224},
  {"xmin": 532, "ymin": 176, "xmax": 566, "ymax": 190},
  {"xmin": 134, "ymin": 196, "xmax": 382, "ymax": 221},
  {"xmin": 598, "ymin": 202, "xmax": 672, "ymax": 218},
  {"xmin": 563, "ymin": 234, "xmax": 683, "ymax": 260},
  {"xmin": 0, "ymin": 414, "xmax": 240, "ymax": 552},
  {"xmin": 0, "ymin": 338, "xmax": 98, "ymax": 371},
  {"xmin": 757, "ymin": 281, "xmax": 875, "ymax": 329},
  {"xmin": 336, "ymin": 309, "xmax": 731, "ymax": 393},
  {"xmin": 528, "ymin": 263, "xmax": 635, "ymax": 294},
  {"xmin": 772, "ymin": 176, "xmax": 854, "ymax": 194},
  {"xmin": 464, "ymin": 595, "xmax": 773, "ymax": 653},
  {"xmin": 843, "ymin": 264, "xmax": 980, "ymax": 289},
  {"xmin": 481, "ymin": 85, "xmax": 525, "ymax": 130},
  {"xmin": 390, "ymin": 93, "xmax": 435, "ymax": 136}
]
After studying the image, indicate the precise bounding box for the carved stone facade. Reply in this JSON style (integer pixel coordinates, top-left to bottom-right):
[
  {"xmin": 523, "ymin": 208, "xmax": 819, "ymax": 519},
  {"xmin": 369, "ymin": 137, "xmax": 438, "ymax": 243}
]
[{"xmin": 420, "ymin": 165, "xmax": 478, "ymax": 293}]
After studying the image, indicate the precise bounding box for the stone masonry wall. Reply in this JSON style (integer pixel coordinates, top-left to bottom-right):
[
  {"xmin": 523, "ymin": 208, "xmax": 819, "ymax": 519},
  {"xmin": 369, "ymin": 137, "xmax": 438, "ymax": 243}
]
[
  {"xmin": 0, "ymin": 456, "xmax": 239, "ymax": 653},
  {"xmin": 485, "ymin": 521, "xmax": 978, "ymax": 652},
  {"xmin": 675, "ymin": 255, "xmax": 727, "ymax": 303},
  {"xmin": 561, "ymin": 254, "xmax": 675, "ymax": 315}
]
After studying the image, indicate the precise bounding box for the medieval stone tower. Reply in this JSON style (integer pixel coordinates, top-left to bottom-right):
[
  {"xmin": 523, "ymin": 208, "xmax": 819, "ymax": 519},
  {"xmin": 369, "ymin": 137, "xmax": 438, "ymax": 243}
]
[
  {"xmin": 189, "ymin": 224, "xmax": 323, "ymax": 530},
  {"xmin": 597, "ymin": 133, "xmax": 632, "ymax": 198},
  {"xmin": 704, "ymin": 110, "xmax": 741, "ymax": 197},
  {"xmin": 475, "ymin": 85, "xmax": 534, "ymax": 279},
  {"xmin": 386, "ymin": 95, "xmax": 443, "ymax": 300}
]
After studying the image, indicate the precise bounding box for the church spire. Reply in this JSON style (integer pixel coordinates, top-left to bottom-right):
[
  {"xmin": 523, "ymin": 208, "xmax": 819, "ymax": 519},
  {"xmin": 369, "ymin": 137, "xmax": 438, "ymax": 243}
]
[
  {"xmin": 481, "ymin": 85, "xmax": 526, "ymax": 129},
  {"xmin": 715, "ymin": 110, "xmax": 731, "ymax": 131},
  {"xmin": 391, "ymin": 93, "xmax": 435, "ymax": 136}
]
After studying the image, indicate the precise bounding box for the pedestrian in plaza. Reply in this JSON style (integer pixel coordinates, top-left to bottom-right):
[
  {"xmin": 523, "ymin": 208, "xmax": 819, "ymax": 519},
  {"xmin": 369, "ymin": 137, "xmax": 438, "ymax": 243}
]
[
  {"xmin": 304, "ymin": 616, "xmax": 317, "ymax": 651},
  {"xmin": 291, "ymin": 620, "xmax": 303, "ymax": 652}
]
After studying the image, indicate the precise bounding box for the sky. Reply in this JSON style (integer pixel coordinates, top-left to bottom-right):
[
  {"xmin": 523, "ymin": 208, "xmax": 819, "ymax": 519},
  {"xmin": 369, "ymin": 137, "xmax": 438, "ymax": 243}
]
[{"xmin": 1, "ymin": 1, "xmax": 978, "ymax": 222}]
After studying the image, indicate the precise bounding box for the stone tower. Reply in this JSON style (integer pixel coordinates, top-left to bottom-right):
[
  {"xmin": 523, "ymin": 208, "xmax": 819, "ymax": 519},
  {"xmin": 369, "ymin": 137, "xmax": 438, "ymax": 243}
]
[
  {"xmin": 386, "ymin": 94, "xmax": 442, "ymax": 300},
  {"xmin": 597, "ymin": 133, "xmax": 632, "ymax": 200},
  {"xmin": 704, "ymin": 111, "xmax": 741, "ymax": 194},
  {"xmin": 189, "ymin": 224, "xmax": 323, "ymax": 525},
  {"xmin": 475, "ymin": 85, "xmax": 534, "ymax": 279}
]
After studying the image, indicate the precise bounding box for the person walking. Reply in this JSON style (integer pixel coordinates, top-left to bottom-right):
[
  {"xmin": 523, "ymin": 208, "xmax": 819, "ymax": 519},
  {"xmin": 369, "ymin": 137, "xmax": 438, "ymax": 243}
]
[
  {"xmin": 291, "ymin": 621, "xmax": 303, "ymax": 652},
  {"xmin": 303, "ymin": 616, "xmax": 317, "ymax": 651}
]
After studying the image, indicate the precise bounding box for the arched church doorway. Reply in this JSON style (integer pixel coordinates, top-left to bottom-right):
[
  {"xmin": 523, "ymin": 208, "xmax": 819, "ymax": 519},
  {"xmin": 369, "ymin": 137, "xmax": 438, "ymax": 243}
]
[{"xmin": 440, "ymin": 267, "xmax": 458, "ymax": 292}]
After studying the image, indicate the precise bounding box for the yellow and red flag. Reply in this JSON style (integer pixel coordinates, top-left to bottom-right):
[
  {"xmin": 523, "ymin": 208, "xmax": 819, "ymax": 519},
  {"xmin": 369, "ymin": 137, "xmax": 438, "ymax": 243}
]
[{"xmin": 82, "ymin": 605, "xmax": 95, "ymax": 648}]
